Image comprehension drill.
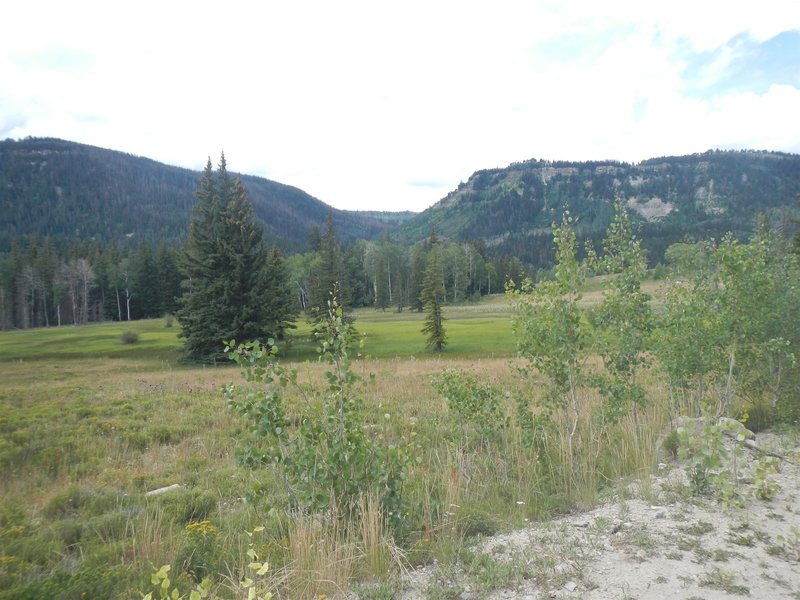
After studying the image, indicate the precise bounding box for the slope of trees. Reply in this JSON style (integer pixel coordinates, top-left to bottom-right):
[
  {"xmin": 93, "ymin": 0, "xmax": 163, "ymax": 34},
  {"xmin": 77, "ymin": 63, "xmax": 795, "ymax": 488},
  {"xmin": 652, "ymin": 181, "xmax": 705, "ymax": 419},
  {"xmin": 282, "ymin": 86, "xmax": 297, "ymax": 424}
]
[
  {"xmin": 398, "ymin": 150, "xmax": 800, "ymax": 269},
  {"xmin": 4, "ymin": 141, "xmax": 800, "ymax": 334},
  {"xmin": 0, "ymin": 137, "xmax": 408, "ymax": 253}
]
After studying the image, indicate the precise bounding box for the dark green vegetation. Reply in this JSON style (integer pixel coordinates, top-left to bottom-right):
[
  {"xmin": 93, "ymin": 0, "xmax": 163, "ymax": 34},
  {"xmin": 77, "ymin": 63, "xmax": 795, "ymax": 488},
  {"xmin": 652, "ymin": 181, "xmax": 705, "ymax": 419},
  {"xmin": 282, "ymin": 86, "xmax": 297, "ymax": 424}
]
[
  {"xmin": 398, "ymin": 150, "xmax": 800, "ymax": 268},
  {"xmin": 421, "ymin": 244, "xmax": 447, "ymax": 351},
  {"xmin": 1, "ymin": 211, "xmax": 799, "ymax": 597},
  {"xmin": 3, "ymin": 139, "xmax": 800, "ymax": 335},
  {"xmin": 2, "ymin": 138, "xmax": 800, "ymax": 597},
  {"xmin": 177, "ymin": 156, "xmax": 295, "ymax": 362},
  {"xmin": 0, "ymin": 137, "xmax": 408, "ymax": 252}
]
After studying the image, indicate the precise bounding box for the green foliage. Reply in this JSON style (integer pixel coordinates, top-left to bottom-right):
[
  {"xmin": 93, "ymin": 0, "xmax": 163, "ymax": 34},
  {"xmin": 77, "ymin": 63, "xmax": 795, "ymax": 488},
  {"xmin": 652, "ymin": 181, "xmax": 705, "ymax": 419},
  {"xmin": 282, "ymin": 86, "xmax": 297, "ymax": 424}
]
[
  {"xmin": 421, "ymin": 245, "xmax": 447, "ymax": 351},
  {"xmin": 753, "ymin": 457, "xmax": 781, "ymax": 501},
  {"xmin": 509, "ymin": 212, "xmax": 590, "ymax": 447},
  {"xmin": 0, "ymin": 137, "xmax": 401, "ymax": 254},
  {"xmin": 590, "ymin": 197, "xmax": 653, "ymax": 421},
  {"xmin": 150, "ymin": 489, "xmax": 217, "ymax": 524},
  {"xmin": 224, "ymin": 292, "xmax": 415, "ymax": 528},
  {"xmin": 771, "ymin": 527, "xmax": 800, "ymax": 562},
  {"xmin": 397, "ymin": 150, "xmax": 800, "ymax": 270},
  {"xmin": 142, "ymin": 564, "xmax": 211, "ymax": 600},
  {"xmin": 309, "ymin": 213, "xmax": 349, "ymax": 314},
  {"xmin": 653, "ymin": 262, "xmax": 724, "ymax": 414},
  {"xmin": 431, "ymin": 369, "xmax": 505, "ymax": 444},
  {"xmin": 120, "ymin": 330, "xmax": 140, "ymax": 345},
  {"xmin": 177, "ymin": 156, "xmax": 296, "ymax": 362},
  {"xmin": 655, "ymin": 228, "xmax": 800, "ymax": 417},
  {"xmin": 240, "ymin": 528, "xmax": 274, "ymax": 600},
  {"xmin": 676, "ymin": 423, "xmax": 744, "ymax": 502},
  {"xmin": 177, "ymin": 521, "xmax": 219, "ymax": 583}
]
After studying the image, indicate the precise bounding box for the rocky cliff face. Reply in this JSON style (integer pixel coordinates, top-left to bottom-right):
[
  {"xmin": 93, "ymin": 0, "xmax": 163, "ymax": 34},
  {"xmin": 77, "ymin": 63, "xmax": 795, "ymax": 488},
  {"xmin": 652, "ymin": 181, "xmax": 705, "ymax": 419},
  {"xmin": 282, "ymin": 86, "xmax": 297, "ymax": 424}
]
[{"xmin": 398, "ymin": 150, "xmax": 800, "ymax": 268}]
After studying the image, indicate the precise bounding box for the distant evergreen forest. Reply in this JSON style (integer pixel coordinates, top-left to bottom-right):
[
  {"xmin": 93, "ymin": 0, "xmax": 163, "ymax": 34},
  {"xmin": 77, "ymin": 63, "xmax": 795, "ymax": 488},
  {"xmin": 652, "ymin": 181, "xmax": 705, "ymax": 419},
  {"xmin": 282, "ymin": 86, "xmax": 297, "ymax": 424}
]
[
  {"xmin": 1, "ymin": 138, "xmax": 799, "ymax": 330},
  {"xmin": 0, "ymin": 138, "xmax": 409, "ymax": 252},
  {"xmin": 0, "ymin": 223, "xmax": 516, "ymax": 330}
]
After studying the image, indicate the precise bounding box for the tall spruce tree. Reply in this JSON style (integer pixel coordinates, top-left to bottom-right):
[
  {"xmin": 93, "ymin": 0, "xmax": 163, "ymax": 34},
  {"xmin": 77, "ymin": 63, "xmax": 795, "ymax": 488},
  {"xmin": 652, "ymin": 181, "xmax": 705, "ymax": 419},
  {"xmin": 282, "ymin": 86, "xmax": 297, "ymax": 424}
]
[
  {"xmin": 262, "ymin": 245, "xmax": 296, "ymax": 340},
  {"xmin": 421, "ymin": 244, "xmax": 447, "ymax": 351},
  {"xmin": 178, "ymin": 155, "xmax": 292, "ymax": 361}
]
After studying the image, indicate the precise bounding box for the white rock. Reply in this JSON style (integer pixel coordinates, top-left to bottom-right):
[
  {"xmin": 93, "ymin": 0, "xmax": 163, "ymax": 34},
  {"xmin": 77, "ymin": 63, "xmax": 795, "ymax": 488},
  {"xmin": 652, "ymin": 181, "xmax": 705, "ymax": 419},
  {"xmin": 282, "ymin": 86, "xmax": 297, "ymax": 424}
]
[{"xmin": 145, "ymin": 483, "xmax": 183, "ymax": 497}]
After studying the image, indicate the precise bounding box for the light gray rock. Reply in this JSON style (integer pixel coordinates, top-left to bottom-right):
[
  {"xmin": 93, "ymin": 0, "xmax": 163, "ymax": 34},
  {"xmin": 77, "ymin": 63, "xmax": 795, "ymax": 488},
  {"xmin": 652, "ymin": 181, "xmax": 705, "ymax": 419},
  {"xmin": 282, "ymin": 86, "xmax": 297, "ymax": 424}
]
[{"xmin": 144, "ymin": 483, "xmax": 183, "ymax": 497}]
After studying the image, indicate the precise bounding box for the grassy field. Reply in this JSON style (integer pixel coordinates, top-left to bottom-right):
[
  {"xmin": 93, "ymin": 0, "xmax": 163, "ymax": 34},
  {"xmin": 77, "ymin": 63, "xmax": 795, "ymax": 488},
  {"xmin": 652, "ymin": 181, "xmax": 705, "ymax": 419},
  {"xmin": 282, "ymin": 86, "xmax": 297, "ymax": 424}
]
[{"xmin": 0, "ymin": 288, "xmax": 668, "ymax": 599}]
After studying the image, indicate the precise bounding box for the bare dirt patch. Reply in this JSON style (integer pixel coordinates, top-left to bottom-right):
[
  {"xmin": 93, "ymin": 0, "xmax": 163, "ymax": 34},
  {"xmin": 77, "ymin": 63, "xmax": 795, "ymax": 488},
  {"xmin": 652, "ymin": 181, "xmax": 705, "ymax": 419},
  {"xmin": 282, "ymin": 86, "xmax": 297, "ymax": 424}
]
[{"xmin": 384, "ymin": 432, "xmax": 800, "ymax": 599}]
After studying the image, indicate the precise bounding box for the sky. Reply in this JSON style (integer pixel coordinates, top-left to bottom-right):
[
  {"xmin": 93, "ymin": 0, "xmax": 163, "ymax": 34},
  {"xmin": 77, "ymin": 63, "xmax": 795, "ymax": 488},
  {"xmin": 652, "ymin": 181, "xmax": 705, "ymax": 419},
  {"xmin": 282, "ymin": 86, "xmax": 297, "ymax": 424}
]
[{"xmin": 2, "ymin": 1, "xmax": 799, "ymax": 213}]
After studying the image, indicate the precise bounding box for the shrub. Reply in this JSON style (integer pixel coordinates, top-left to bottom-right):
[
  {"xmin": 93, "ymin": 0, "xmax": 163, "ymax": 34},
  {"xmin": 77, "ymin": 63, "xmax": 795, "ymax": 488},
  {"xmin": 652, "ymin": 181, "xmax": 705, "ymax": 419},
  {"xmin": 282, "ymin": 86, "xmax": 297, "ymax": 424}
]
[
  {"xmin": 431, "ymin": 369, "xmax": 504, "ymax": 445},
  {"xmin": 150, "ymin": 488, "xmax": 217, "ymax": 524},
  {"xmin": 120, "ymin": 330, "xmax": 139, "ymax": 344},
  {"xmin": 224, "ymin": 292, "xmax": 416, "ymax": 529},
  {"xmin": 176, "ymin": 521, "xmax": 219, "ymax": 583}
]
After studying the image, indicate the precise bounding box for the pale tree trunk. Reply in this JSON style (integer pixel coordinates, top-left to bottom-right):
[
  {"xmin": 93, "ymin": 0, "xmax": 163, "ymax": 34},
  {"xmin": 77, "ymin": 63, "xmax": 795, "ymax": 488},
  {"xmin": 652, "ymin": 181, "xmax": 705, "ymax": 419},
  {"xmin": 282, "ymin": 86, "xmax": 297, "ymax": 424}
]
[
  {"xmin": 39, "ymin": 281, "xmax": 49, "ymax": 327},
  {"xmin": 74, "ymin": 259, "xmax": 94, "ymax": 325},
  {"xmin": 387, "ymin": 262, "xmax": 393, "ymax": 304},
  {"xmin": 721, "ymin": 346, "xmax": 736, "ymax": 417}
]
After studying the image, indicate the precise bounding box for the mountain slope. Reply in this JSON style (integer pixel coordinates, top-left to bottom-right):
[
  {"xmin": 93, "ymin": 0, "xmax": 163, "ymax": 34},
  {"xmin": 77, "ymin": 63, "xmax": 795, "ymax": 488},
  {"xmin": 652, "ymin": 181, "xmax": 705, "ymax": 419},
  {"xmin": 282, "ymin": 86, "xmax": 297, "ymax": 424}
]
[
  {"xmin": 398, "ymin": 150, "xmax": 800, "ymax": 267},
  {"xmin": 0, "ymin": 138, "xmax": 411, "ymax": 251}
]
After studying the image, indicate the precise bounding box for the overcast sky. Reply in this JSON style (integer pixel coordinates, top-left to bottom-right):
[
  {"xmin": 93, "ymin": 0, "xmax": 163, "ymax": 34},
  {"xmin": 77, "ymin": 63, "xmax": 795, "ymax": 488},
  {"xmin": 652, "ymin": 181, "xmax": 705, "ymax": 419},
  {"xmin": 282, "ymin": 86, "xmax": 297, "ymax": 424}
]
[{"xmin": 2, "ymin": 1, "xmax": 799, "ymax": 213}]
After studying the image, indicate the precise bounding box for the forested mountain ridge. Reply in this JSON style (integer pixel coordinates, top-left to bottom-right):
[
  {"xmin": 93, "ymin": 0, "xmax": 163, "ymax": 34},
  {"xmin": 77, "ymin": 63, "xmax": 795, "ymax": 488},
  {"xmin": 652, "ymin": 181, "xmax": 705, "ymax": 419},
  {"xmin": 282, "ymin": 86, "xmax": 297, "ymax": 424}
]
[
  {"xmin": 0, "ymin": 137, "xmax": 409, "ymax": 252},
  {"xmin": 398, "ymin": 150, "xmax": 800, "ymax": 268},
  {"xmin": 4, "ymin": 138, "xmax": 799, "ymax": 271}
]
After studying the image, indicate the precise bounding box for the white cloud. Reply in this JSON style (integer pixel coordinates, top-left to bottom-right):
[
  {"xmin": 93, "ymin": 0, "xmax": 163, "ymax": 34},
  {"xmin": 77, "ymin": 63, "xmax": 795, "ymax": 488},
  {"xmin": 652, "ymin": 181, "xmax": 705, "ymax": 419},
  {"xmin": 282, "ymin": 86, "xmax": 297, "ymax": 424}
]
[{"xmin": 1, "ymin": 1, "xmax": 799, "ymax": 211}]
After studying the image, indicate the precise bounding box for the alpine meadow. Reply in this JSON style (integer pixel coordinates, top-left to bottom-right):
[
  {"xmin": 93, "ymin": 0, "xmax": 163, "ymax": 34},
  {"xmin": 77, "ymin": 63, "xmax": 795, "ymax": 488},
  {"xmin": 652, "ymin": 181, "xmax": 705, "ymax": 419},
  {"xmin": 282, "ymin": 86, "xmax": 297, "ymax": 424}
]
[{"xmin": 2, "ymin": 143, "xmax": 800, "ymax": 599}]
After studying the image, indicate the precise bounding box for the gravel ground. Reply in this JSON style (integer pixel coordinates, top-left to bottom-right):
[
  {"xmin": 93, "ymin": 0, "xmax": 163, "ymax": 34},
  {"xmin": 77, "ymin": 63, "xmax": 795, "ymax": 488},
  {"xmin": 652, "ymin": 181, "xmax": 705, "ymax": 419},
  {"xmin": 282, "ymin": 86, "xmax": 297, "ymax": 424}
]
[{"xmin": 381, "ymin": 430, "xmax": 800, "ymax": 600}]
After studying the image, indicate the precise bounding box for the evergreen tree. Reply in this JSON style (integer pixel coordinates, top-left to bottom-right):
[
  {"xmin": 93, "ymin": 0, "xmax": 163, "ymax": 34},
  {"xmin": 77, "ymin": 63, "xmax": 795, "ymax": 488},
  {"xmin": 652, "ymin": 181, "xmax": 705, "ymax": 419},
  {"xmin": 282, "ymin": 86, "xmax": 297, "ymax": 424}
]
[
  {"xmin": 308, "ymin": 226, "xmax": 322, "ymax": 253},
  {"xmin": 261, "ymin": 245, "xmax": 297, "ymax": 340},
  {"xmin": 310, "ymin": 212, "xmax": 347, "ymax": 312},
  {"xmin": 131, "ymin": 243, "xmax": 160, "ymax": 319},
  {"xmin": 35, "ymin": 237, "xmax": 56, "ymax": 326},
  {"xmin": 408, "ymin": 243, "xmax": 427, "ymax": 312},
  {"xmin": 421, "ymin": 245, "xmax": 447, "ymax": 351},
  {"xmin": 177, "ymin": 155, "xmax": 284, "ymax": 362},
  {"xmin": 155, "ymin": 243, "xmax": 182, "ymax": 315},
  {"xmin": 794, "ymin": 194, "xmax": 800, "ymax": 255}
]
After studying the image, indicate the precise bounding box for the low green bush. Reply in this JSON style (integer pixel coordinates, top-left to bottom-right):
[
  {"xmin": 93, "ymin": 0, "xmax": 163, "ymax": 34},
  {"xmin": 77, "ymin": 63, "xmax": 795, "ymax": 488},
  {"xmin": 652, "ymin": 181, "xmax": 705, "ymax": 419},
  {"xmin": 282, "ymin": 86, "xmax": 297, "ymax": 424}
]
[
  {"xmin": 120, "ymin": 330, "xmax": 139, "ymax": 344},
  {"xmin": 150, "ymin": 488, "xmax": 217, "ymax": 524}
]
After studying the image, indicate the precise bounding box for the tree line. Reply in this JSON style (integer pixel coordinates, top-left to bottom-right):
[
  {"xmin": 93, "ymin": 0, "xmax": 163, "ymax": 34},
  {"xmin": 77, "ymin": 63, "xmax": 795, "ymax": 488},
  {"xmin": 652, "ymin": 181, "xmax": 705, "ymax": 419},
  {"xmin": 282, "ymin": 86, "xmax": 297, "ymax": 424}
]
[
  {"xmin": 0, "ymin": 216, "xmax": 525, "ymax": 335},
  {"xmin": 0, "ymin": 236, "xmax": 183, "ymax": 329}
]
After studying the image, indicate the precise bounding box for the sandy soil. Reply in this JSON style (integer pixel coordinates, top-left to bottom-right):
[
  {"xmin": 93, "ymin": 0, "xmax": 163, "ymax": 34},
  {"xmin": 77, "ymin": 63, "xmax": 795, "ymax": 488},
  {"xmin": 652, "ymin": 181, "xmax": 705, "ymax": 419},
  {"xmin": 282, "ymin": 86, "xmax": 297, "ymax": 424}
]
[{"xmin": 388, "ymin": 431, "xmax": 800, "ymax": 600}]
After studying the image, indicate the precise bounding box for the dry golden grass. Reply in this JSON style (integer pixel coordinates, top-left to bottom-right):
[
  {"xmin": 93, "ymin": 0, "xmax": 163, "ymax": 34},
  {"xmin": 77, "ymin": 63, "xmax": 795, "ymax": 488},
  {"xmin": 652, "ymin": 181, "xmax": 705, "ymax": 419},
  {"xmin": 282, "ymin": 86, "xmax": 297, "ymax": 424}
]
[{"xmin": 0, "ymin": 328, "xmax": 674, "ymax": 598}]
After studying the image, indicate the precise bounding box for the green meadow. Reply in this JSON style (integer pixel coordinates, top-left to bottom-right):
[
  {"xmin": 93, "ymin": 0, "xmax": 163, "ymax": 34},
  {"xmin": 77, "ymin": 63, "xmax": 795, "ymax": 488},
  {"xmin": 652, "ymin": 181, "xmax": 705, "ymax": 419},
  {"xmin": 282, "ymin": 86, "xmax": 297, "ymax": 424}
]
[
  {"xmin": 0, "ymin": 297, "xmax": 516, "ymax": 364},
  {"xmin": 0, "ymin": 297, "xmax": 532, "ymax": 599},
  {"xmin": 0, "ymin": 285, "xmax": 677, "ymax": 599}
]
